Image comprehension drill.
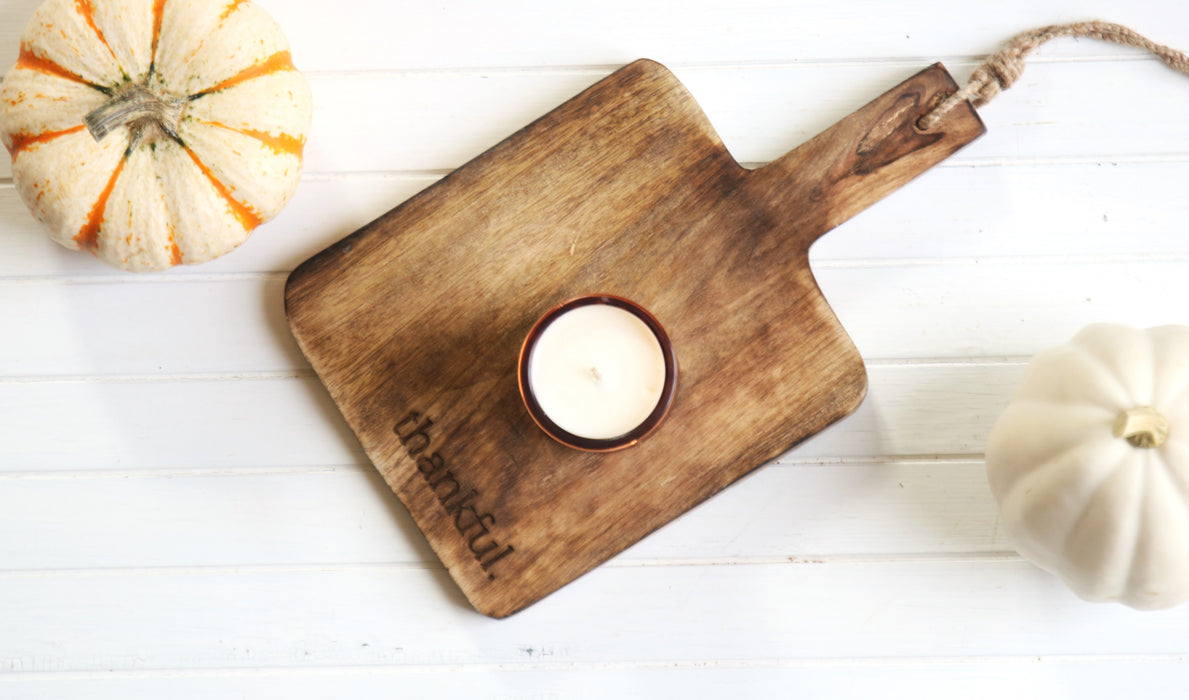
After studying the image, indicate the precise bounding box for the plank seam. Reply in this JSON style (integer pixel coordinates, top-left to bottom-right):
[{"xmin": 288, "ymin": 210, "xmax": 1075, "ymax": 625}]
[
  {"xmin": 0, "ymin": 553, "xmax": 1024, "ymax": 579},
  {"xmin": 0, "ymin": 271, "xmax": 289, "ymax": 286},
  {"xmin": 5, "ymin": 653, "xmax": 1182, "ymax": 680},
  {"xmin": 0, "ymin": 464, "xmax": 365, "ymax": 481},
  {"xmin": 3, "ymin": 250, "xmax": 1189, "ymax": 286},
  {"xmin": 0, "ymin": 370, "xmax": 315, "ymax": 385},
  {"xmin": 7, "ymin": 154, "xmax": 1189, "ymax": 192},
  {"xmin": 289, "ymin": 154, "xmax": 1189, "ymax": 179},
  {"xmin": 0, "ymin": 455, "xmax": 986, "ymax": 481},
  {"xmin": 281, "ymin": 53, "xmax": 1180, "ymax": 78},
  {"xmin": 9, "ymin": 150, "xmax": 1189, "ymax": 190},
  {"xmin": 1, "ymin": 50, "xmax": 1173, "ymax": 85},
  {"xmin": 810, "ymin": 254, "xmax": 1189, "ymax": 269},
  {"xmin": 774, "ymin": 453, "xmax": 986, "ymax": 466},
  {"xmin": 0, "ymin": 359, "xmax": 1020, "ymax": 384}
]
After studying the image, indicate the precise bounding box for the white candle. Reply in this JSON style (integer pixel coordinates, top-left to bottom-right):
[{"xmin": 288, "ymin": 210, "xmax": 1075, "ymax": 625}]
[{"xmin": 522, "ymin": 298, "xmax": 673, "ymax": 445}]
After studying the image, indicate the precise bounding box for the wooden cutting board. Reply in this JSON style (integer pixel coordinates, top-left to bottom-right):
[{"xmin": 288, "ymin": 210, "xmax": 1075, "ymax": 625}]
[{"xmin": 285, "ymin": 60, "xmax": 985, "ymax": 618}]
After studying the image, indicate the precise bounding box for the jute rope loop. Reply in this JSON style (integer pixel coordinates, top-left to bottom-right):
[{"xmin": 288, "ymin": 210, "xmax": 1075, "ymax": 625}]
[{"xmin": 919, "ymin": 20, "xmax": 1189, "ymax": 130}]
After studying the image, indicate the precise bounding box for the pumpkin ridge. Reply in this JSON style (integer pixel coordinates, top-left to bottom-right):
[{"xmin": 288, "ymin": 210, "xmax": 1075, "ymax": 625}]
[
  {"xmin": 1066, "ymin": 342, "xmax": 1136, "ymax": 409},
  {"xmin": 72, "ymin": 0, "xmax": 120, "ymax": 72},
  {"xmin": 1147, "ymin": 326, "xmax": 1189, "ymax": 408},
  {"xmin": 153, "ymin": 153, "xmax": 183, "ymax": 266},
  {"xmin": 219, "ymin": 0, "xmax": 250, "ymax": 22},
  {"xmin": 1152, "ymin": 381, "xmax": 1189, "ymax": 417},
  {"xmin": 1059, "ymin": 455, "xmax": 1145, "ymax": 597},
  {"xmin": 1120, "ymin": 454, "xmax": 1158, "ymax": 602},
  {"xmin": 1153, "ymin": 445, "xmax": 1189, "ymax": 508},
  {"xmin": 190, "ymin": 51, "xmax": 295, "ymax": 98},
  {"xmin": 75, "ymin": 152, "xmax": 128, "ymax": 254},
  {"xmin": 990, "ymin": 401, "xmax": 1117, "ymax": 496},
  {"xmin": 1133, "ymin": 328, "xmax": 1160, "ymax": 412},
  {"xmin": 8, "ymin": 124, "xmax": 87, "ymax": 156},
  {"xmin": 194, "ymin": 119, "xmax": 304, "ymax": 156},
  {"xmin": 997, "ymin": 426, "xmax": 1117, "ymax": 509},
  {"xmin": 15, "ymin": 44, "xmax": 110, "ymax": 94},
  {"xmin": 167, "ymin": 224, "xmax": 182, "ymax": 266},
  {"xmin": 149, "ymin": 0, "xmax": 167, "ymax": 79},
  {"xmin": 181, "ymin": 144, "xmax": 262, "ymax": 231}
]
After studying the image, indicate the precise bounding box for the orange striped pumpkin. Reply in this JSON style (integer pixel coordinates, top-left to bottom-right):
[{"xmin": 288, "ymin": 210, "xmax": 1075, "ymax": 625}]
[{"xmin": 0, "ymin": 0, "xmax": 312, "ymax": 272}]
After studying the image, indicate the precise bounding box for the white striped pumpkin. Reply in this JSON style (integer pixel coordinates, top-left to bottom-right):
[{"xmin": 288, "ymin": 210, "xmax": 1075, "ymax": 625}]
[{"xmin": 0, "ymin": 0, "xmax": 312, "ymax": 272}]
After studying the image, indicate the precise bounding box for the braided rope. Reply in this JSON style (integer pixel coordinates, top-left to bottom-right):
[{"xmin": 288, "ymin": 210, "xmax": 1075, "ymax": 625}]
[{"xmin": 918, "ymin": 20, "xmax": 1189, "ymax": 130}]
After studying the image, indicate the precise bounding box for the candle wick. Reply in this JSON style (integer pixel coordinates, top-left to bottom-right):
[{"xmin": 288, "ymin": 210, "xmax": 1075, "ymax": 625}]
[{"xmin": 587, "ymin": 366, "xmax": 602, "ymax": 384}]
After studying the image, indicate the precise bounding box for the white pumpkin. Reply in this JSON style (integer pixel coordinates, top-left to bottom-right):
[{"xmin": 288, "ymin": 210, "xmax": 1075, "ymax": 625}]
[
  {"xmin": 986, "ymin": 323, "xmax": 1189, "ymax": 609},
  {"xmin": 0, "ymin": 0, "xmax": 312, "ymax": 272}
]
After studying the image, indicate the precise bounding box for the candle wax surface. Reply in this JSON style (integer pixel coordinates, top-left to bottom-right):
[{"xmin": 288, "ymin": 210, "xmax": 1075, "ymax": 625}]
[{"xmin": 527, "ymin": 304, "xmax": 667, "ymax": 440}]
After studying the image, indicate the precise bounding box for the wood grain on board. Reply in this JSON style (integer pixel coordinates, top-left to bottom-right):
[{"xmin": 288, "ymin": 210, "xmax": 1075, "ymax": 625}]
[{"xmin": 285, "ymin": 59, "xmax": 985, "ymax": 617}]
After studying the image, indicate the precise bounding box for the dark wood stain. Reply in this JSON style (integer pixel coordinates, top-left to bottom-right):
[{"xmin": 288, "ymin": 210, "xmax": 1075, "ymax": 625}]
[{"xmin": 285, "ymin": 60, "xmax": 985, "ymax": 618}]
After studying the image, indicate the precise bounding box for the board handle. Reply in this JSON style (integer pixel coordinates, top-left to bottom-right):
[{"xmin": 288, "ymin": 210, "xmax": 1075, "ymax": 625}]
[{"xmin": 745, "ymin": 63, "xmax": 986, "ymax": 251}]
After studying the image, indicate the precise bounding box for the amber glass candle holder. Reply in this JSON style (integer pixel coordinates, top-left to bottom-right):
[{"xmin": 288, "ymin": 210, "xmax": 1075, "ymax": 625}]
[{"xmin": 518, "ymin": 295, "xmax": 678, "ymax": 452}]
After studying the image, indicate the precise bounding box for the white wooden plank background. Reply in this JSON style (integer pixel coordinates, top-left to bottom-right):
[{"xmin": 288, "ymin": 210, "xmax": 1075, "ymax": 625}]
[{"xmin": 3, "ymin": 0, "xmax": 1189, "ymax": 697}]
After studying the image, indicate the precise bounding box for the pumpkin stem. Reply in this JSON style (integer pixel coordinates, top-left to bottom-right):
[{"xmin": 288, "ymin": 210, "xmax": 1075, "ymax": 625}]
[
  {"xmin": 1113, "ymin": 407, "xmax": 1170, "ymax": 449},
  {"xmin": 85, "ymin": 86, "xmax": 186, "ymax": 147}
]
